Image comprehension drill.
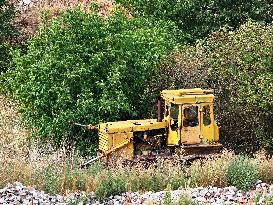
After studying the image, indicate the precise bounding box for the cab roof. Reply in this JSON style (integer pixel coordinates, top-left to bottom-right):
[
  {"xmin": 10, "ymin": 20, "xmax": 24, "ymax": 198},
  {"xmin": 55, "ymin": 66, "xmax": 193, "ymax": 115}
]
[{"xmin": 161, "ymin": 88, "xmax": 215, "ymax": 104}]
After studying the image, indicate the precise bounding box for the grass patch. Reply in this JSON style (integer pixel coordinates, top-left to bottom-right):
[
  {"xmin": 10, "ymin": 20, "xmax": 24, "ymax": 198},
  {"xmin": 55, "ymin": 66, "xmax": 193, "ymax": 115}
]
[
  {"xmin": 254, "ymin": 151, "xmax": 273, "ymax": 184},
  {"xmin": 1, "ymin": 97, "xmax": 273, "ymax": 201},
  {"xmin": 226, "ymin": 155, "xmax": 259, "ymax": 191}
]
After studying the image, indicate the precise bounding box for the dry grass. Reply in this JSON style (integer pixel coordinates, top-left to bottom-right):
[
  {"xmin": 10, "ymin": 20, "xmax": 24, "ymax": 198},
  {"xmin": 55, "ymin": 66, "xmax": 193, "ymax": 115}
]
[
  {"xmin": 254, "ymin": 151, "xmax": 273, "ymax": 184},
  {"xmin": 0, "ymin": 95, "xmax": 29, "ymax": 158},
  {"xmin": 190, "ymin": 151, "xmax": 232, "ymax": 187},
  {"xmin": 1, "ymin": 95, "xmax": 273, "ymax": 200},
  {"xmin": 0, "ymin": 95, "xmax": 31, "ymax": 187},
  {"xmin": 10, "ymin": 0, "xmax": 114, "ymax": 41}
]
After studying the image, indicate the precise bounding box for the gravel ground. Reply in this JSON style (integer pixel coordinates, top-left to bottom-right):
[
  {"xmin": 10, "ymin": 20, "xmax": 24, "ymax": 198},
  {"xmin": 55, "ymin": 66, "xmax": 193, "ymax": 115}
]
[{"xmin": 0, "ymin": 181, "xmax": 273, "ymax": 205}]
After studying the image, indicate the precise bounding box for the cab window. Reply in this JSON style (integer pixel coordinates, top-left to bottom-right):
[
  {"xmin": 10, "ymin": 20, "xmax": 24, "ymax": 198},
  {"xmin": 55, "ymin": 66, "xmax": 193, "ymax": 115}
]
[
  {"xmin": 203, "ymin": 105, "xmax": 211, "ymax": 126},
  {"xmin": 170, "ymin": 104, "xmax": 179, "ymax": 130},
  {"xmin": 183, "ymin": 106, "xmax": 198, "ymax": 127},
  {"xmin": 170, "ymin": 104, "xmax": 179, "ymax": 119}
]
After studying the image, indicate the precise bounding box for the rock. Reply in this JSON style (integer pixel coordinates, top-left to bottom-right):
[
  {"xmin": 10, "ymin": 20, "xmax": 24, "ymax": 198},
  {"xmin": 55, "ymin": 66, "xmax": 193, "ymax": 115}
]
[
  {"xmin": 229, "ymin": 186, "xmax": 238, "ymax": 192},
  {"xmin": 236, "ymin": 192, "xmax": 242, "ymax": 197},
  {"xmin": 2, "ymin": 182, "xmax": 273, "ymax": 205},
  {"xmin": 32, "ymin": 199, "xmax": 39, "ymax": 204},
  {"xmin": 269, "ymin": 184, "xmax": 273, "ymax": 194},
  {"xmin": 256, "ymin": 180, "xmax": 262, "ymax": 185},
  {"xmin": 14, "ymin": 182, "xmax": 24, "ymax": 190},
  {"xmin": 191, "ymin": 191, "xmax": 198, "ymax": 198},
  {"xmin": 195, "ymin": 196, "xmax": 206, "ymax": 203},
  {"xmin": 199, "ymin": 188, "xmax": 208, "ymax": 197},
  {"xmin": 208, "ymin": 197, "xmax": 215, "ymax": 203}
]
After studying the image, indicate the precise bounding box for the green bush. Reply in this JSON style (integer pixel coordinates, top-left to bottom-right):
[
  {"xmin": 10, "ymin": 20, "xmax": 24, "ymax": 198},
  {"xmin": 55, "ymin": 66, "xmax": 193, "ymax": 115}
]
[
  {"xmin": 205, "ymin": 21, "xmax": 273, "ymax": 154},
  {"xmin": 94, "ymin": 172, "xmax": 126, "ymax": 201},
  {"xmin": 148, "ymin": 21, "xmax": 273, "ymax": 154},
  {"xmin": 116, "ymin": 0, "xmax": 272, "ymax": 43},
  {"xmin": 3, "ymin": 7, "xmax": 177, "ymax": 152},
  {"xmin": 226, "ymin": 155, "xmax": 258, "ymax": 190},
  {"xmin": 43, "ymin": 166, "xmax": 61, "ymax": 194},
  {"xmin": 0, "ymin": 43, "xmax": 12, "ymax": 73}
]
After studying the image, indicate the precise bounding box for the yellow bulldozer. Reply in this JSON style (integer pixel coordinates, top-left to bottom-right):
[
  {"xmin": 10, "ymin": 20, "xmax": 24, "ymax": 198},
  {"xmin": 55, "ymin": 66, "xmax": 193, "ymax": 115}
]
[{"xmin": 79, "ymin": 88, "xmax": 222, "ymax": 165}]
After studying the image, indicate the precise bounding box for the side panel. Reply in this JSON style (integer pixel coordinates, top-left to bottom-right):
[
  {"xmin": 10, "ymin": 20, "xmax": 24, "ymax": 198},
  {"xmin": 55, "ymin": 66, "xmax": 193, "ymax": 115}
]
[{"xmin": 98, "ymin": 129, "xmax": 133, "ymax": 160}]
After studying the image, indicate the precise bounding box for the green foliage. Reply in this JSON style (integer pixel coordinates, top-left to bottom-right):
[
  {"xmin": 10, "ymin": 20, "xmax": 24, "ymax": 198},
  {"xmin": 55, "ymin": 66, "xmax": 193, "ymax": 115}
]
[
  {"xmin": 0, "ymin": 0, "xmax": 18, "ymax": 42},
  {"xmin": 265, "ymin": 194, "xmax": 273, "ymax": 205},
  {"xmin": 0, "ymin": 0, "xmax": 18, "ymax": 74},
  {"xmin": 254, "ymin": 192, "xmax": 262, "ymax": 204},
  {"xmin": 93, "ymin": 162, "xmax": 188, "ymax": 201},
  {"xmin": 0, "ymin": 43, "xmax": 12, "ymax": 73},
  {"xmin": 149, "ymin": 21, "xmax": 273, "ymax": 154},
  {"xmin": 43, "ymin": 166, "xmax": 61, "ymax": 194},
  {"xmin": 226, "ymin": 155, "xmax": 258, "ymax": 190},
  {"xmin": 117, "ymin": 0, "xmax": 273, "ymax": 42},
  {"xmin": 139, "ymin": 171, "xmax": 165, "ymax": 192},
  {"xmin": 163, "ymin": 193, "xmax": 200, "ymax": 205},
  {"xmin": 177, "ymin": 195, "xmax": 199, "ymax": 205},
  {"xmin": 3, "ymin": 8, "xmax": 177, "ymax": 151},
  {"xmin": 205, "ymin": 21, "xmax": 273, "ymax": 153},
  {"xmin": 86, "ymin": 162, "xmax": 104, "ymax": 177},
  {"xmin": 168, "ymin": 173, "xmax": 186, "ymax": 190},
  {"xmin": 163, "ymin": 190, "xmax": 172, "ymax": 205},
  {"xmin": 94, "ymin": 172, "xmax": 126, "ymax": 201}
]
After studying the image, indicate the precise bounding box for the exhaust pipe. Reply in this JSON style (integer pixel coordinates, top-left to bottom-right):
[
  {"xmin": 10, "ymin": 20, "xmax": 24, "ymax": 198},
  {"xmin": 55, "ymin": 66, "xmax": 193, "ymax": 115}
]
[{"xmin": 157, "ymin": 97, "xmax": 163, "ymax": 122}]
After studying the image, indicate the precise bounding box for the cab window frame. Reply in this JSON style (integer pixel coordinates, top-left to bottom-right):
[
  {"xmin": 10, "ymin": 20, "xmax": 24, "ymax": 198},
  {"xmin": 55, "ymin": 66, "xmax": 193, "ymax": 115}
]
[{"xmin": 183, "ymin": 105, "xmax": 199, "ymax": 127}]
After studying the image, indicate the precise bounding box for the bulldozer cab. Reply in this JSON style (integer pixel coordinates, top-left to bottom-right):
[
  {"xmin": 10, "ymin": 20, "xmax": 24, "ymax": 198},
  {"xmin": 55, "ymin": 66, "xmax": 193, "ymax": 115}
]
[{"xmin": 161, "ymin": 88, "xmax": 219, "ymax": 146}]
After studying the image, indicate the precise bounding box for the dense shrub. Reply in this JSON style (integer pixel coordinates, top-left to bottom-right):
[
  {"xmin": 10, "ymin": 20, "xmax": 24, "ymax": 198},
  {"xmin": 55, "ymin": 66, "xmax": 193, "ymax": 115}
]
[
  {"xmin": 205, "ymin": 22, "xmax": 273, "ymax": 153},
  {"xmin": 0, "ymin": 0, "xmax": 18, "ymax": 73},
  {"xmin": 2, "ymin": 7, "xmax": 177, "ymax": 152},
  {"xmin": 0, "ymin": 43, "xmax": 12, "ymax": 73},
  {"xmin": 116, "ymin": 0, "xmax": 273, "ymax": 42},
  {"xmin": 147, "ymin": 21, "xmax": 273, "ymax": 154},
  {"xmin": 0, "ymin": 0, "xmax": 18, "ymax": 43},
  {"xmin": 226, "ymin": 155, "xmax": 259, "ymax": 190}
]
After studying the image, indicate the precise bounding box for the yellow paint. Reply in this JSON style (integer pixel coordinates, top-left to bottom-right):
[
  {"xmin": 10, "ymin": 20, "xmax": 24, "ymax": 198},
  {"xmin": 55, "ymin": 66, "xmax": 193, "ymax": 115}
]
[
  {"xmin": 214, "ymin": 122, "xmax": 219, "ymax": 142},
  {"xmin": 180, "ymin": 104, "xmax": 201, "ymax": 144},
  {"xmin": 168, "ymin": 124, "xmax": 179, "ymax": 145},
  {"xmin": 200, "ymin": 104, "xmax": 214, "ymax": 142},
  {"xmin": 98, "ymin": 119, "xmax": 167, "ymax": 134},
  {"xmin": 95, "ymin": 88, "xmax": 220, "ymax": 160}
]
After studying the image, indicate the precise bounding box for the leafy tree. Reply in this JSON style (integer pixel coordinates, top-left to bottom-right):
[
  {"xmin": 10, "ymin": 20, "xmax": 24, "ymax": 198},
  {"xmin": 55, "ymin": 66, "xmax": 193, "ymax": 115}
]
[
  {"xmin": 206, "ymin": 22, "xmax": 273, "ymax": 154},
  {"xmin": 3, "ymin": 8, "xmax": 177, "ymax": 153},
  {"xmin": 147, "ymin": 21, "xmax": 273, "ymax": 154},
  {"xmin": 116, "ymin": 0, "xmax": 273, "ymax": 42}
]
